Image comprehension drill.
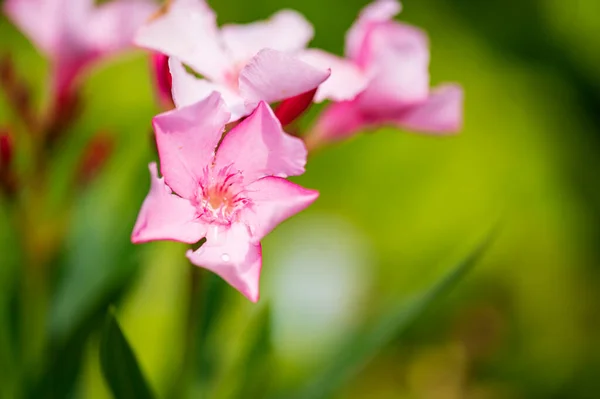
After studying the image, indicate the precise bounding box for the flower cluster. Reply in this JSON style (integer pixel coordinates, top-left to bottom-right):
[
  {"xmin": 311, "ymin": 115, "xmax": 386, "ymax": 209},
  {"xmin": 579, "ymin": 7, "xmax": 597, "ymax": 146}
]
[
  {"xmin": 3, "ymin": 0, "xmax": 463, "ymax": 302},
  {"xmin": 129, "ymin": 0, "xmax": 463, "ymax": 301}
]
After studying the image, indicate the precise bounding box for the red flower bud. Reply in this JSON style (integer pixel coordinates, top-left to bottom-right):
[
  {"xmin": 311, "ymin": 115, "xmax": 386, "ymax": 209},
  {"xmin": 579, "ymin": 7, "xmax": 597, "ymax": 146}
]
[
  {"xmin": 0, "ymin": 129, "xmax": 16, "ymax": 196},
  {"xmin": 274, "ymin": 88, "xmax": 317, "ymax": 127},
  {"xmin": 0, "ymin": 131, "xmax": 12, "ymax": 170},
  {"xmin": 151, "ymin": 52, "xmax": 174, "ymax": 109},
  {"xmin": 76, "ymin": 132, "xmax": 114, "ymax": 187}
]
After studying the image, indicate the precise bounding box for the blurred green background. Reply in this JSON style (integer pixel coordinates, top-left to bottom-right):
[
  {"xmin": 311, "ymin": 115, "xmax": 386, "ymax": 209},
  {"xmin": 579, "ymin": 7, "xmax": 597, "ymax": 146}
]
[{"xmin": 1, "ymin": 0, "xmax": 600, "ymax": 398}]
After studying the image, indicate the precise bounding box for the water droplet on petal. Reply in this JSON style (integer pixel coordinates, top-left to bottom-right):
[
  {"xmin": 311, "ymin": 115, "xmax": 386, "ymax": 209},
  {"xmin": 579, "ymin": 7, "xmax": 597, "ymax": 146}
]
[{"xmin": 221, "ymin": 253, "xmax": 230, "ymax": 262}]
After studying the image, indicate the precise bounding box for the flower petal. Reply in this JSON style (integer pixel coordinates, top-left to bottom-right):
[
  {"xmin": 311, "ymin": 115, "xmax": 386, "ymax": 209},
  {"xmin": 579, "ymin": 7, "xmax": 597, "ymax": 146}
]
[
  {"xmin": 86, "ymin": 0, "xmax": 157, "ymax": 53},
  {"xmin": 152, "ymin": 92, "xmax": 230, "ymax": 199},
  {"xmin": 187, "ymin": 223, "xmax": 262, "ymax": 302},
  {"xmin": 215, "ymin": 102, "xmax": 307, "ymax": 181},
  {"xmin": 238, "ymin": 48, "xmax": 330, "ymax": 105},
  {"xmin": 241, "ymin": 176, "xmax": 319, "ymax": 241},
  {"xmin": 357, "ymin": 22, "xmax": 430, "ymax": 111},
  {"xmin": 312, "ymin": 100, "xmax": 367, "ymax": 142},
  {"xmin": 298, "ymin": 49, "xmax": 367, "ymax": 103},
  {"xmin": 132, "ymin": 163, "xmax": 206, "ymax": 244},
  {"xmin": 169, "ymin": 58, "xmax": 248, "ymax": 120},
  {"xmin": 134, "ymin": 0, "xmax": 230, "ymax": 81},
  {"xmin": 221, "ymin": 9, "xmax": 313, "ymax": 63},
  {"xmin": 394, "ymin": 84, "xmax": 463, "ymax": 134},
  {"xmin": 345, "ymin": 0, "xmax": 402, "ymax": 61}
]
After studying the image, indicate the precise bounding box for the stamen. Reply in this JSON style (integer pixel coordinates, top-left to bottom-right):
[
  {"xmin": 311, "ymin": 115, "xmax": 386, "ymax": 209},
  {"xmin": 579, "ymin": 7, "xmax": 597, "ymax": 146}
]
[{"xmin": 195, "ymin": 165, "xmax": 250, "ymax": 225}]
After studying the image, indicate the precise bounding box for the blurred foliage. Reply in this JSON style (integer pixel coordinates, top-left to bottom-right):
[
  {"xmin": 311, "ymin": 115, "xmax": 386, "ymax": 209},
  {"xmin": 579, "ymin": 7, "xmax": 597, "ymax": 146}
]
[
  {"xmin": 1, "ymin": 0, "xmax": 600, "ymax": 398},
  {"xmin": 100, "ymin": 310, "xmax": 155, "ymax": 399}
]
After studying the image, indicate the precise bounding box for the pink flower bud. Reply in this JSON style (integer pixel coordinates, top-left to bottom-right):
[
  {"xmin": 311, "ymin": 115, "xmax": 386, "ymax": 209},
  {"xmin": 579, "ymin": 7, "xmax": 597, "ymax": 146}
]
[
  {"xmin": 0, "ymin": 129, "xmax": 16, "ymax": 196},
  {"xmin": 274, "ymin": 88, "xmax": 316, "ymax": 127},
  {"xmin": 0, "ymin": 130, "xmax": 13, "ymax": 170},
  {"xmin": 151, "ymin": 52, "xmax": 174, "ymax": 109},
  {"xmin": 76, "ymin": 132, "xmax": 114, "ymax": 187}
]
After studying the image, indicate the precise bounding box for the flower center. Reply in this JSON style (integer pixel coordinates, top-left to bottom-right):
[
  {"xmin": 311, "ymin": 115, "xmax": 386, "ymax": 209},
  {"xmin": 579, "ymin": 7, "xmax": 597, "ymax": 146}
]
[
  {"xmin": 223, "ymin": 62, "xmax": 246, "ymax": 92},
  {"xmin": 196, "ymin": 165, "xmax": 249, "ymax": 225}
]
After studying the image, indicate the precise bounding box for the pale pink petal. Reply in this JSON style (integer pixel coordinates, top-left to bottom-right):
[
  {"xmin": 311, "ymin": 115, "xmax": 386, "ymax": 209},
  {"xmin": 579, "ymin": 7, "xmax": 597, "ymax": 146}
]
[
  {"xmin": 357, "ymin": 23, "xmax": 430, "ymax": 111},
  {"xmin": 169, "ymin": 58, "xmax": 248, "ymax": 120},
  {"xmin": 298, "ymin": 49, "xmax": 367, "ymax": 103},
  {"xmin": 345, "ymin": 0, "xmax": 402, "ymax": 61},
  {"xmin": 86, "ymin": 0, "xmax": 157, "ymax": 53},
  {"xmin": 134, "ymin": 0, "xmax": 230, "ymax": 81},
  {"xmin": 241, "ymin": 176, "xmax": 319, "ymax": 241},
  {"xmin": 187, "ymin": 223, "xmax": 262, "ymax": 302},
  {"xmin": 394, "ymin": 84, "xmax": 463, "ymax": 134},
  {"xmin": 312, "ymin": 101, "xmax": 367, "ymax": 142},
  {"xmin": 132, "ymin": 163, "xmax": 206, "ymax": 244},
  {"xmin": 221, "ymin": 10, "xmax": 314, "ymax": 63},
  {"xmin": 4, "ymin": 0, "xmax": 66, "ymax": 56},
  {"xmin": 215, "ymin": 102, "xmax": 307, "ymax": 181},
  {"xmin": 152, "ymin": 92, "xmax": 230, "ymax": 199},
  {"xmin": 238, "ymin": 48, "xmax": 330, "ymax": 105}
]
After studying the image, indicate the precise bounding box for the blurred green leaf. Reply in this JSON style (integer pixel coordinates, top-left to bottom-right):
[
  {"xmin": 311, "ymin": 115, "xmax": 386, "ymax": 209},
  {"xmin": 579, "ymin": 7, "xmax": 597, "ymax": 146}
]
[
  {"xmin": 0, "ymin": 199, "xmax": 20, "ymax": 398},
  {"xmin": 100, "ymin": 308, "xmax": 155, "ymax": 399},
  {"xmin": 195, "ymin": 273, "xmax": 228, "ymax": 383},
  {"xmin": 280, "ymin": 229, "xmax": 496, "ymax": 399},
  {"xmin": 26, "ymin": 306, "xmax": 104, "ymax": 399},
  {"xmin": 46, "ymin": 51, "xmax": 156, "ymax": 342},
  {"xmin": 233, "ymin": 304, "xmax": 273, "ymax": 399},
  {"xmin": 48, "ymin": 142, "xmax": 149, "ymax": 341}
]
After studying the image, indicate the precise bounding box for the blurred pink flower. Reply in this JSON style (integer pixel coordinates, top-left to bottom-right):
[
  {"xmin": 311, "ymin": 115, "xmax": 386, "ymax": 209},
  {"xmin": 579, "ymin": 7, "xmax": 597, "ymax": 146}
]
[
  {"xmin": 308, "ymin": 0, "xmax": 463, "ymax": 143},
  {"xmin": 4, "ymin": 0, "xmax": 157, "ymax": 101},
  {"xmin": 131, "ymin": 92, "xmax": 318, "ymax": 302},
  {"xmin": 134, "ymin": 0, "xmax": 330, "ymax": 121}
]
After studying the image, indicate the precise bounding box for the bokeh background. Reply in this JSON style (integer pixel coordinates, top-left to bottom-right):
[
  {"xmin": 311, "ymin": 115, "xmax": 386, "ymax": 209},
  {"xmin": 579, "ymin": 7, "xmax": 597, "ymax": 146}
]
[{"xmin": 1, "ymin": 0, "xmax": 600, "ymax": 398}]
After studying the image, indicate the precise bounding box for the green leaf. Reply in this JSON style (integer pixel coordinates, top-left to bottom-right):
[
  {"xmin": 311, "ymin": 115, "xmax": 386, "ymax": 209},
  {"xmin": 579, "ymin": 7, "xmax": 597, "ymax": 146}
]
[
  {"xmin": 195, "ymin": 272, "xmax": 228, "ymax": 383},
  {"xmin": 100, "ymin": 308, "xmax": 155, "ymax": 399},
  {"xmin": 279, "ymin": 229, "xmax": 496, "ymax": 399},
  {"xmin": 234, "ymin": 304, "xmax": 273, "ymax": 399},
  {"xmin": 27, "ymin": 282, "xmax": 133, "ymax": 399},
  {"xmin": 47, "ymin": 55, "xmax": 156, "ymax": 342},
  {"xmin": 26, "ymin": 307, "xmax": 103, "ymax": 399}
]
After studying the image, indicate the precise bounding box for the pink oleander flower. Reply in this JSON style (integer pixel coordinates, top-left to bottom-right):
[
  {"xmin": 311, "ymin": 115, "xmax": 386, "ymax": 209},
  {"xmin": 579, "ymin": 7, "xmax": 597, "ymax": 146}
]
[
  {"xmin": 131, "ymin": 92, "xmax": 319, "ymax": 302},
  {"xmin": 134, "ymin": 0, "xmax": 331, "ymax": 121},
  {"xmin": 305, "ymin": 0, "xmax": 463, "ymax": 144},
  {"xmin": 4, "ymin": 0, "xmax": 157, "ymax": 103}
]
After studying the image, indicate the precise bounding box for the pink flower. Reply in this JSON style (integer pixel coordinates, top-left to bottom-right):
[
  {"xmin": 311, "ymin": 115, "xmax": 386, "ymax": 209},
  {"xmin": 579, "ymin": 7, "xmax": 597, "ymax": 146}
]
[
  {"xmin": 305, "ymin": 0, "xmax": 463, "ymax": 143},
  {"xmin": 4, "ymin": 0, "xmax": 157, "ymax": 101},
  {"xmin": 131, "ymin": 92, "xmax": 319, "ymax": 302},
  {"xmin": 134, "ymin": 0, "xmax": 331, "ymax": 121}
]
